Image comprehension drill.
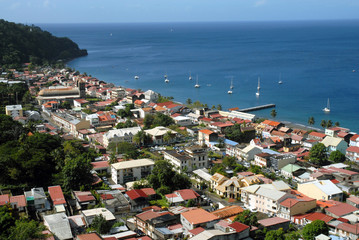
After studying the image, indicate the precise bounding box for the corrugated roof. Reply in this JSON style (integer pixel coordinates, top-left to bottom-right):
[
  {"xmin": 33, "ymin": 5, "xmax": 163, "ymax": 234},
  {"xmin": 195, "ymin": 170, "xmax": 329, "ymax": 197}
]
[
  {"xmin": 181, "ymin": 208, "xmax": 219, "ymax": 225},
  {"xmin": 258, "ymin": 217, "xmax": 290, "ymax": 227}
]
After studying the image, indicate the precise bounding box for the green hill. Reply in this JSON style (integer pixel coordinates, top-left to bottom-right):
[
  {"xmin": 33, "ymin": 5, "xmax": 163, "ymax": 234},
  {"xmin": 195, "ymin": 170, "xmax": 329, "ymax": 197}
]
[{"xmin": 0, "ymin": 19, "xmax": 87, "ymax": 68}]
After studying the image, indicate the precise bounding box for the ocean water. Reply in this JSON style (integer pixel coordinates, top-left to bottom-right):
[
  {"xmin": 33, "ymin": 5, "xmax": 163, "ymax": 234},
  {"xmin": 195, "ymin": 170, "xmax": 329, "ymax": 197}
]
[{"xmin": 39, "ymin": 21, "xmax": 359, "ymax": 132}]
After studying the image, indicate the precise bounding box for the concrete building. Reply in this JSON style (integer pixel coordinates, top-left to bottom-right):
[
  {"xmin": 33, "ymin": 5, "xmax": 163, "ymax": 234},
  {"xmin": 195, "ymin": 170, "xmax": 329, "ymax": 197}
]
[
  {"xmin": 81, "ymin": 208, "xmax": 116, "ymax": 226},
  {"xmin": 24, "ymin": 187, "xmax": 48, "ymax": 212},
  {"xmin": 144, "ymin": 126, "xmax": 178, "ymax": 145},
  {"xmin": 269, "ymin": 154, "xmax": 296, "ymax": 171},
  {"xmin": 240, "ymin": 145, "xmax": 262, "ymax": 161},
  {"xmin": 173, "ymin": 116, "xmax": 192, "ymax": 126},
  {"xmin": 111, "ymin": 159, "xmax": 155, "ymax": 184},
  {"xmin": 297, "ymin": 180, "xmax": 343, "ymax": 201},
  {"xmin": 180, "ymin": 208, "xmax": 219, "ymax": 231},
  {"xmin": 321, "ymin": 136, "xmax": 348, "ymax": 154},
  {"xmin": 5, "ymin": 105, "xmax": 23, "ymax": 118},
  {"xmin": 163, "ymin": 145, "xmax": 208, "ymax": 172},
  {"xmin": 103, "ymin": 127, "xmax": 141, "ymax": 148},
  {"xmin": 43, "ymin": 213, "xmax": 73, "ymax": 240}
]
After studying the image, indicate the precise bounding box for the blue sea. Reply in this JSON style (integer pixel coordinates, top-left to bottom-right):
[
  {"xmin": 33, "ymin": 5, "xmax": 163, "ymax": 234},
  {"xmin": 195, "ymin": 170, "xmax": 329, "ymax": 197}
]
[{"xmin": 39, "ymin": 21, "xmax": 359, "ymax": 132}]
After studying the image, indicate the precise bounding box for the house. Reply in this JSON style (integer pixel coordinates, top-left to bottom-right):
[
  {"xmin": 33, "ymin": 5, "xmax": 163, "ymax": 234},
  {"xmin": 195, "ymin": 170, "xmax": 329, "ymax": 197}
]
[
  {"xmin": 91, "ymin": 161, "xmax": 110, "ymax": 174},
  {"xmin": 165, "ymin": 189, "xmax": 200, "ymax": 206},
  {"xmin": 258, "ymin": 217, "xmax": 290, "ymax": 231},
  {"xmin": 346, "ymin": 146, "xmax": 359, "ymax": 162},
  {"xmin": 211, "ymin": 205, "xmax": 244, "ymax": 220},
  {"xmin": 347, "ymin": 196, "xmax": 359, "ymax": 208},
  {"xmin": 134, "ymin": 210, "xmax": 176, "ymax": 238},
  {"xmin": 253, "ymin": 152, "xmax": 273, "ymax": 168},
  {"xmin": 163, "ymin": 145, "xmax": 208, "ymax": 172},
  {"xmin": 102, "ymin": 127, "xmax": 141, "ymax": 148},
  {"xmin": 143, "ymin": 89, "xmax": 158, "ymax": 102},
  {"xmin": 198, "ymin": 129, "xmax": 218, "ymax": 146},
  {"xmin": 96, "ymin": 190, "xmax": 130, "ymax": 214},
  {"xmin": 81, "ymin": 208, "xmax": 116, "ymax": 226},
  {"xmin": 293, "ymin": 212, "xmax": 334, "ymax": 226},
  {"xmin": 111, "ymin": 159, "xmax": 154, "ymax": 184},
  {"xmin": 141, "ymin": 212, "xmax": 179, "ymax": 239},
  {"xmin": 325, "ymin": 203, "xmax": 358, "ymax": 218},
  {"xmin": 73, "ymin": 99, "xmax": 89, "ymax": 108},
  {"xmin": 191, "ymin": 221, "xmax": 250, "ymax": 240},
  {"xmin": 43, "ymin": 213, "xmax": 73, "ymax": 240},
  {"xmin": 5, "ymin": 104, "xmax": 23, "ymax": 118},
  {"xmin": 125, "ymin": 189, "xmax": 150, "ymax": 212},
  {"xmin": 240, "ymin": 145, "xmax": 262, "ymax": 161},
  {"xmin": 214, "ymin": 177, "xmax": 242, "ymax": 199},
  {"xmin": 9, "ymin": 195, "xmax": 27, "ymax": 212},
  {"xmin": 269, "ymin": 154, "xmax": 296, "ymax": 171},
  {"xmin": 280, "ymin": 164, "xmax": 304, "ymax": 178},
  {"xmin": 321, "ymin": 136, "xmax": 348, "ymax": 154},
  {"xmin": 180, "ymin": 208, "xmax": 219, "ymax": 231},
  {"xmin": 173, "ymin": 116, "xmax": 192, "ymax": 126},
  {"xmin": 350, "ymin": 134, "xmax": 359, "ymax": 147},
  {"xmin": 210, "ymin": 173, "xmax": 229, "ymax": 191},
  {"xmin": 73, "ymin": 191, "xmax": 96, "ymax": 210},
  {"xmin": 24, "ymin": 187, "xmax": 48, "ymax": 212},
  {"xmin": 144, "ymin": 126, "xmax": 178, "ymax": 145},
  {"xmin": 240, "ymin": 182, "xmax": 292, "ymax": 215},
  {"xmin": 278, "ymin": 190, "xmax": 316, "ymax": 220},
  {"xmin": 51, "ymin": 111, "xmax": 90, "ymax": 136},
  {"xmin": 297, "ymin": 180, "xmax": 343, "ymax": 201},
  {"xmin": 308, "ymin": 132, "xmax": 327, "ymax": 141},
  {"xmin": 76, "ymin": 233, "xmax": 104, "ymax": 240},
  {"xmin": 48, "ymin": 185, "xmax": 67, "ymax": 213}
]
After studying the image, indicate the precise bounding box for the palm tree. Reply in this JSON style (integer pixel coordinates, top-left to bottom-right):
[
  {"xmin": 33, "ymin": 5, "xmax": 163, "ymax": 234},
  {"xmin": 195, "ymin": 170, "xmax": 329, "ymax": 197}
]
[
  {"xmin": 270, "ymin": 109, "xmax": 277, "ymax": 118},
  {"xmin": 217, "ymin": 104, "xmax": 222, "ymax": 110},
  {"xmin": 326, "ymin": 120, "xmax": 333, "ymax": 128},
  {"xmin": 335, "ymin": 122, "xmax": 340, "ymax": 127},
  {"xmin": 308, "ymin": 116, "xmax": 315, "ymax": 126},
  {"xmin": 320, "ymin": 120, "xmax": 327, "ymax": 129},
  {"xmin": 163, "ymin": 130, "xmax": 174, "ymax": 144},
  {"xmin": 186, "ymin": 98, "xmax": 192, "ymax": 105}
]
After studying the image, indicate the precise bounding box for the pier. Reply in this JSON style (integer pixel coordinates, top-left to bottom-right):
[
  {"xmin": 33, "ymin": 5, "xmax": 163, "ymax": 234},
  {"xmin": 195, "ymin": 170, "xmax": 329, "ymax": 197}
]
[{"xmin": 240, "ymin": 104, "xmax": 276, "ymax": 112}]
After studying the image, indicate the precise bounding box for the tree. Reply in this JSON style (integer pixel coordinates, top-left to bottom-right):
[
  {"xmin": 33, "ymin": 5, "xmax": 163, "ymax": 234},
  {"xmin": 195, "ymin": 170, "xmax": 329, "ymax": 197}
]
[
  {"xmin": 90, "ymin": 214, "xmax": 112, "ymax": 234},
  {"xmin": 222, "ymin": 156, "xmax": 237, "ymax": 168},
  {"xmin": 0, "ymin": 114, "xmax": 25, "ymax": 145},
  {"xmin": 0, "ymin": 205, "xmax": 15, "ymax": 238},
  {"xmin": 234, "ymin": 210, "xmax": 258, "ymax": 226},
  {"xmin": 211, "ymin": 105, "xmax": 216, "ymax": 110},
  {"xmin": 326, "ymin": 120, "xmax": 333, "ymax": 128},
  {"xmin": 217, "ymin": 104, "xmax": 222, "ymax": 110},
  {"xmin": 308, "ymin": 116, "xmax": 315, "ymax": 126},
  {"xmin": 163, "ymin": 130, "xmax": 174, "ymax": 144},
  {"xmin": 108, "ymin": 142, "xmax": 139, "ymax": 159},
  {"xmin": 143, "ymin": 114, "xmax": 155, "ymax": 129},
  {"xmin": 335, "ymin": 122, "xmax": 340, "ymax": 127},
  {"xmin": 62, "ymin": 154, "xmax": 93, "ymax": 191},
  {"xmin": 147, "ymin": 160, "xmax": 191, "ymax": 194},
  {"xmin": 309, "ymin": 143, "xmax": 328, "ymax": 166},
  {"xmin": 320, "ymin": 120, "xmax": 327, "ymax": 129},
  {"xmin": 224, "ymin": 124, "xmax": 244, "ymax": 143},
  {"xmin": 302, "ymin": 220, "xmax": 329, "ymax": 240},
  {"xmin": 8, "ymin": 219, "xmax": 47, "ymax": 240},
  {"xmin": 329, "ymin": 150, "xmax": 346, "ymax": 163},
  {"xmin": 270, "ymin": 109, "xmax": 277, "ymax": 118},
  {"xmin": 265, "ymin": 229, "xmax": 285, "ymax": 240},
  {"xmin": 60, "ymin": 101, "xmax": 71, "ymax": 109},
  {"xmin": 186, "ymin": 98, "xmax": 192, "ymax": 105}
]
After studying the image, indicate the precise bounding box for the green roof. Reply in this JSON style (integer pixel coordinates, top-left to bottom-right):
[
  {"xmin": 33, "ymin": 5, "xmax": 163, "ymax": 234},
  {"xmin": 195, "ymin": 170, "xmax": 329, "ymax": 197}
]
[{"xmin": 281, "ymin": 164, "xmax": 302, "ymax": 173}]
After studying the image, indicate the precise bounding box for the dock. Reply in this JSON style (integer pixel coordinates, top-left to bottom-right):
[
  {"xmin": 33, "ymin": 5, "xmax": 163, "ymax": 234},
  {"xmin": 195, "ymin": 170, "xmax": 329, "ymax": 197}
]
[{"xmin": 239, "ymin": 104, "xmax": 276, "ymax": 112}]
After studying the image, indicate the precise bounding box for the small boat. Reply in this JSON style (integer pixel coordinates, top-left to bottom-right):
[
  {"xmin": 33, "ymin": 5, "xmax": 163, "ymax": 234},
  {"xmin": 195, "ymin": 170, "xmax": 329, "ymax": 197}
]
[
  {"xmin": 165, "ymin": 78, "xmax": 169, "ymax": 83},
  {"xmin": 278, "ymin": 73, "xmax": 283, "ymax": 84},
  {"xmin": 323, "ymin": 98, "xmax": 330, "ymax": 112},
  {"xmin": 230, "ymin": 77, "xmax": 234, "ymax": 89},
  {"xmin": 194, "ymin": 75, "xmax": 200, "ymax": 88},
  {"xmin": 164, "ymin": 74, "xmax": 168, "ymax": 79},
  {"xmin": 189, "ymin": 72, "xmax": 193, "ymax": 80},
  {"xmin": 256, "ymin": 77, "xmax": 260, "ymax": 96},
  {"xmin": 228, "ymin": 79, "xmax": 233, "ymax": 94},
  {"xmin": 134, "ymin": 75, "xmax": 139, "ymax": 80}
]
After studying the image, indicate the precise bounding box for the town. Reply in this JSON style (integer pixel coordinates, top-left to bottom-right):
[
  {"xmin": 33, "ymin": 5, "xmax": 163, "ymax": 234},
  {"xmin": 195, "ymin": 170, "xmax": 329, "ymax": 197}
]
[{"xmin": 1, "ymin": 65, "xmax": 359, "ymax": 240}]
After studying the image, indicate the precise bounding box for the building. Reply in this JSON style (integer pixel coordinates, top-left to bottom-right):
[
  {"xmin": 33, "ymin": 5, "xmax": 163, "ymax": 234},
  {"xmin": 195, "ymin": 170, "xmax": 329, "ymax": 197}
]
[
  {"xmin": 350, "ymin": 135, "xmax": 359, "ymax": 147},
  {"xmin": 5, "ymin": 105, "xmax": 23, "ymax": 118},
  {"xmin": 191, "ymin": 221, "xmax": 250, "ymax": 240},
  {"xmin": 280, "ymin": 164, "xmax": 303, "ymax": 178},
  {"xmin": 211, "ymin": 205, "xmax": 244, "ymax": 220},
  {"xmin": 73, "ymin": 191, "xmax": 96, "ymax": 210},
  {"xmin": 48, "ymin": 185, "xmax": 67, "ymax": 213},
  {"xmin": 163, "ymin": 145, "xmax": 208, "ymax": 172},
  {"xmin": 111, "ymin": 159, "xmax": 154, "ymax": 184},
  {"xmin": 36, "ymin": 85, "xmax": 84, "ymax": 105},
  {"xmin": 253, "ymin": 153, "xmax": 273, "ymax": 168},
  {"xmin": 180, "ymin": 208, "xmax": 219, "ymax": 231},
  {"xmin": 278, "ymin": 191, "xmax": 317, "ymax": 220},
  {"xmin": 297, "ymin": 180, "xmax": 343, "ymax": 201},
  {"xmin": 240, "ymin": 182, "xmax": 292, "ymax": 215},
  {"xmin": 240, "ymin": 145, "xmax": 262, "ymax": 161},
  {"xmin": 51, "ymin": 110, "xmax": 90, "ymax": 135},
  {"xmin": 103, "ymin": 127, "xmax": 141, "ymax": 148},
  {"xmin": 43, "ymin": 213, "xmax": 73, "ymax": 240},
  {"xmin": 321, "ymin": 136, "xmax": 348, "ymax": 154},
  {"xmin": 269, "ymin": 154, "xmax": 296, "ymax": 171},
  {"xmin": 125, "ymin": 189, "xmax": 150, "ymax": 212},
  {"xmin": 96, "ymin": 189, "xmax": 130, "ymax": 214},
  {"xmin": 210, "ymin": 173, "xmax": 229, "ymax": 191},
  {"xmin": 24, "ymin": 187, "xmax": 48, "ymax": 212},
  {"xmin": 258, "ymin": 217, "xmax": 291, "ymax": 231},
  {"xmin": 198, "ymin": 129, "xmax": 218, "ymax": 146},
  {"xmin": 346, "ymin": 146, "xmax": 359, "ymax": 162},
  {"xmin": 81, "ymin": 208, "xmax": 116, "ymax": 226},
  {"xmin": 173, "ymin": 116, "xmax": 192, "ymax": 126},
  {"xmin": 144, "ymin": 126, "xmax": 178, "ymax": 145},
  {"xmin": 165, "ymin": 189, "xmax": 200, "ymax": 206}
]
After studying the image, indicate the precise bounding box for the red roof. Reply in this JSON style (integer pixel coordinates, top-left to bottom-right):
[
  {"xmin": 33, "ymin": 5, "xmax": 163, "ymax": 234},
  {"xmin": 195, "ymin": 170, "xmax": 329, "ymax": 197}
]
[
  {"xmin": 200, "ymin": 117, "xmax": 212, "ymax": 122},
  {"xmin": 48, "ymin": 186, "xmax": 66, "ymax": 205},
  {"xmin": 175, "ymin": 189, "xmax": 200, "ymax": 200},
  {"xmin": 77, "ymin": 233, "xmax": 103, "ymax": 240},
  {"xmin": 91, "ymin": 161, "xmax": 110, "ymax": 169},
  {"xmin": 75, "ymin": 99, "xmax": 89, "ymax": 104},
  {"xmin": 10, "ymin": 195, "xmax": 26, "ymax": 208},
  {"xmin": 101, "ymin": 194, "xmax": 114, "ymax": 200},
  {"xmin": 74, "ymin": 191, "xmax": 95, "ymax": 202},
  {"xmin": 156, "ymin": 101, "xmax": 173, "ymax": 107},
  {"xmin": 262, "ymin": 120, "xmax": 281, "ymax": 127},
  {"xmin": 304, "ymin": 212, "xmax": 334, "ymax": 223},
  {"xmin": 347, "ymin": 146, "xmax": 359, "ymax": 154},
  {"xmin": 181, "ymin": 208, "xmax": 219, "ymax": 225},
  {"xmin": 309, "ymin": 131, "xmax": 326, "ymax": 138},
  {"xmin": 189, "ymin": 227, "xmax": 205, "ymax": 235},
  {"xmin": 337, "ymin": 222, "xmax": 359, "ymax": 234},
  {"xmin": 136, "ymin": 210, "xmax": 162, "ymax": 221},
  {"xmin": 347, "ymin": 196, "xmax": 359, "ymax": 205},
  {"xmin": 325, "ymin": 203, "xmax": 358, "ymax": 217},
  {"xmin": 126, "ymin": 189, "xmax": 148, "ymax": 200},
  {"xmin": 199, "ymin": 129, "xmax": 214, "ymax": 135},
  {"xmin": 141, "ymin": 188, "xmax": 156, "ymax": 196},
  {"xmin": 350, "ymin": 134, "xmax": 359, "ymax": 141},
  {"xmin": 229, "ymin": 222, "xmax": 250, "ymax": 233},
  {"xmin": 330, "ymin": 179, "xmax": 340, "ymax": 184},
  {"xmin": 258, "ymin": 217, "xmax": 290, "ymax": 227},
  {"xmin": 0, "ymin": 194, "xmax": 10, "ymax": 205}
]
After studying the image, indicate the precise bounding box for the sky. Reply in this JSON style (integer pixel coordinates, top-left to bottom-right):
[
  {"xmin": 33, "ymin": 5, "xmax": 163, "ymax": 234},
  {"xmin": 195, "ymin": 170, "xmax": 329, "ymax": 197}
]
[{"xmin": 1, "ymin": 0, "xmax": 359, "ymax": 24}]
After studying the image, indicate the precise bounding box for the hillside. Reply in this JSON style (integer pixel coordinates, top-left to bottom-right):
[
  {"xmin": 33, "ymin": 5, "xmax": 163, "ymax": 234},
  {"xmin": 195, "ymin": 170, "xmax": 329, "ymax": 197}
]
[{"xmin": 0, "ymin": 19, "xmax": 87, "ymax": 68}]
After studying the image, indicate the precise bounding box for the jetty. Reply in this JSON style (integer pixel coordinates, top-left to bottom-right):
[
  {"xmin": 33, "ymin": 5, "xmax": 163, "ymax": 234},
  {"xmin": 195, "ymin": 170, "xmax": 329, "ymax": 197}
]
[{"xmin": 240, "ymin": 104, "xmax": 276, "ymax": 112}]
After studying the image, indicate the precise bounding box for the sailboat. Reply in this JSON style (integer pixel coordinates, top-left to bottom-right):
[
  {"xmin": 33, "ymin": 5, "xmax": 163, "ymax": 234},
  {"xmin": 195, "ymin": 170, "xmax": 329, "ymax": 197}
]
[
  {"xmin": 134, "ymin": 75, "xmax": 139, "ymax": 80},
  {"xmin": 189, "ymin": 72, "xmax": 193, "ymax": 80},
  {"xmin": 165, "ymin": 77, "xmax": 169, "ymax": 83},
  {"xmin": 256, "ymin": 77, "xmax": 260, "ymax": 96},
  {"xmin": 278, "ymin": 73, "xmax": 283, "ymax": 84},
  {"xmin": 228, "ymin": 79, "xmax": 233, "ymax": 94},
  {"xmin": 194, "ymin": 75, "xmax": 200, "ymax": 88},
  {"xmin": 323, "ymin": 98, "xmax": 330, "ymax": 112}
]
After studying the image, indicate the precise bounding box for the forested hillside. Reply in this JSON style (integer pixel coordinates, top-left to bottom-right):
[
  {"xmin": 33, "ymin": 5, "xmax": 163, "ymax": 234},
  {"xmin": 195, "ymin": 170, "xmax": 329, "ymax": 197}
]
[{"xmin": 0, "ymin": 19, "xmax": 87, "ymax": 68}]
